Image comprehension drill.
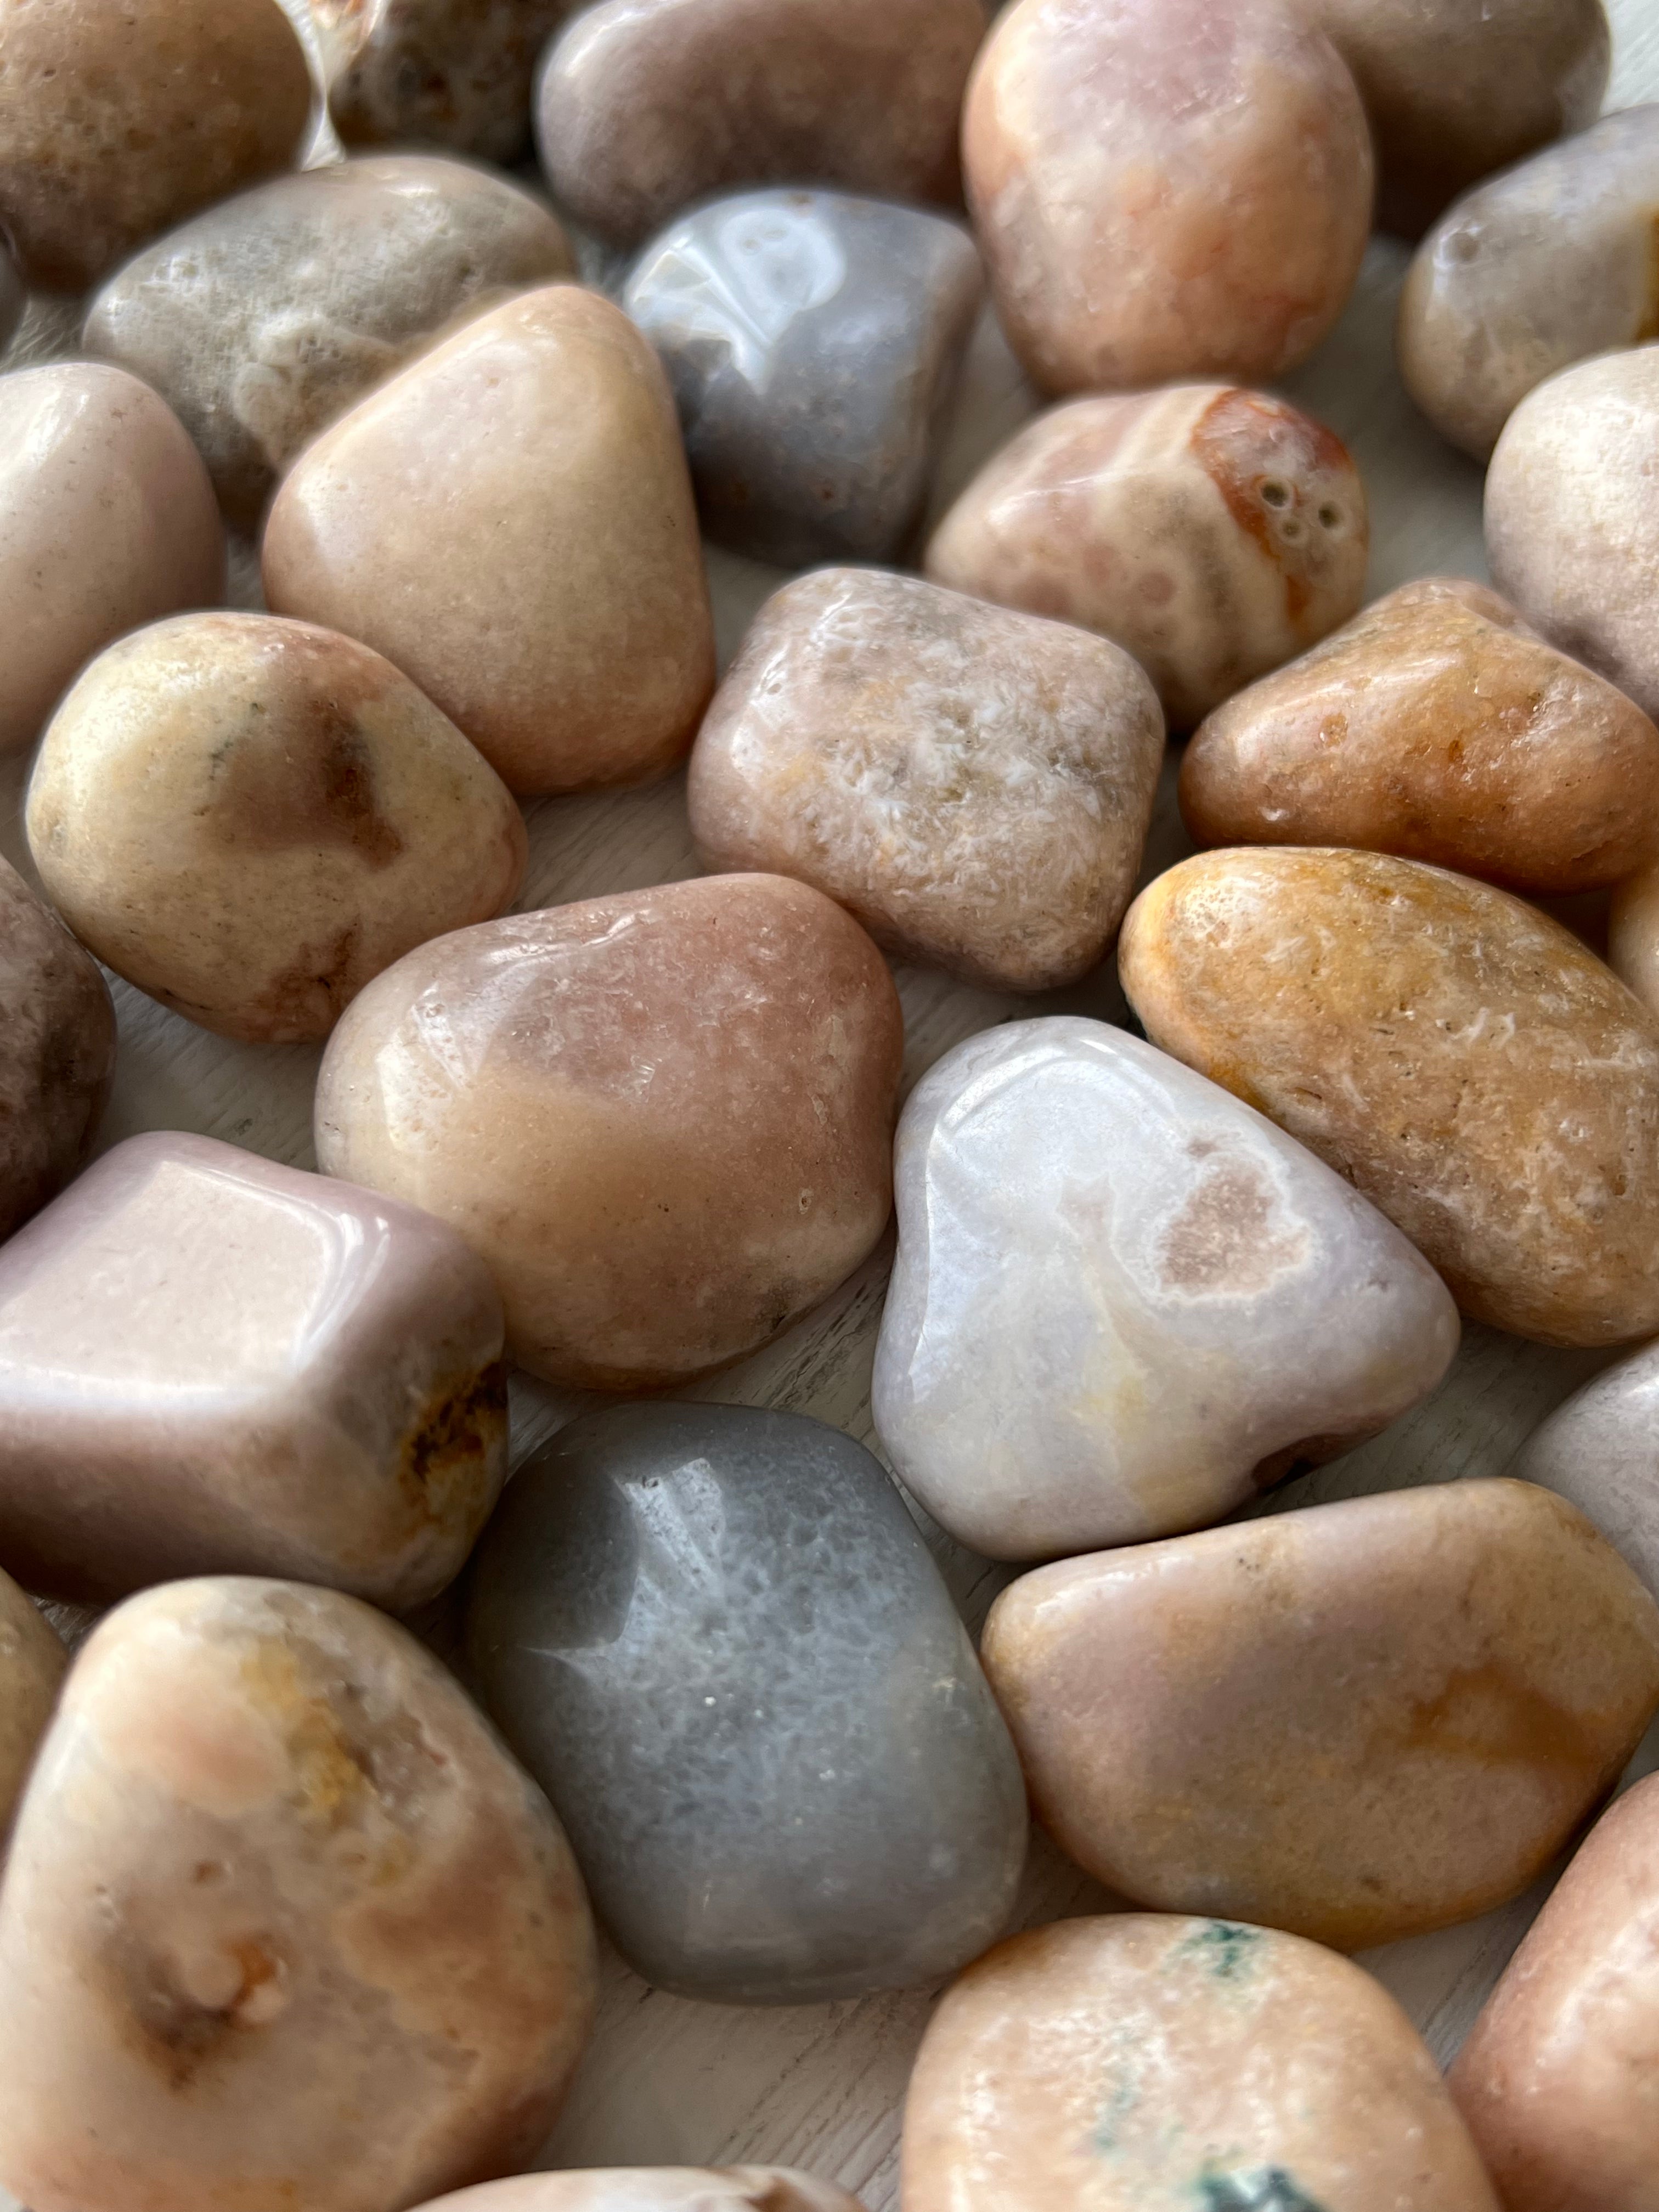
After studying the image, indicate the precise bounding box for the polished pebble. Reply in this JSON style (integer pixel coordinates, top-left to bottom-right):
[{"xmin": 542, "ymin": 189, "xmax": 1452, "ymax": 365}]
[
  {"xmin": 409, "ymin": 2174, "xmax": 864, "ymax": 2212},
  {"xmin": 314, "ymin": 0, "xmax": 573, "ymax": 163},
  {"xmin": 315, "ymin": 875, "xmax": 902, "ymax": 1389},
  {"xmin": 1180, "ymin": 577, "xmax": 1659, "ymax": 893},
  {"xmin": 0, "ymin": 1575, "xmax": 64, "ymax": 1839},
  {"xmin": 687, "ymin": 569, "xmax": 1164, "ymax": 992},
  {"xmin": 86, "ymin": 155, "xmax": 574, "ymax": 527},
  {"xmin": 0, "ymin": 856, "xmax": 115, "ymax": 1247},
  {"xmin": 873, "ymin": 1018, "xmax": 1459, "ymax": 1560},
  {"xmin": 466, "ymin": 1403, "xmax": 1027, "ymax": 2002},
  {"xmin": 1509, "ymin": 1339, "xmax": 1659, "ymax": 1599},
  {"xmin": 1121, "ymin": 847, "xmax": 1659, "ymax": 1346},
  {"xmin": 0, "ymin": 0, "xmax": 312, "ymax": 291},
  {"xmin": 263, "ymin": 285, "xmax": 714, "ymax": 796},
  {"xmin": 625, "ymin": 189, "xmax": 982, "ymax": 567},
  {"xmin": 535, "ymin": 0, "xmax": 985, "ymax": 250},
  {"xmin": 1611, "ymin": 858, "xmax": 1659, "ymax": 1021},
  {"xmin": 927, "ymin": 385, "xmax": 1368, "ymax": 728},
  {"xmin": 0, "ymin": 1579, "xmax": 596, "ymax": 2212},
  {"xmin": 27, "ymin": 614, "xmax": 526, "ymax": 1045},
  {"xmin": 983, "ymin": 1480, "xmax": 1659, "ymax": 1949},
  {"xmin": 0, "ymin": 365, "xmax": 224, "ymax": 757}
]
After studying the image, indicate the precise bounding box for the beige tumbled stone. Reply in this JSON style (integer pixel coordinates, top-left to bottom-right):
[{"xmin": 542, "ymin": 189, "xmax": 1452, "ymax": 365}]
[
  {"xmin": 0, "ymin": 1576, "xmax": 64, "ymax": 1841},
  {"xmin": 409, "ymin": 2176, "xmax": 864, "ymax": 2212}
]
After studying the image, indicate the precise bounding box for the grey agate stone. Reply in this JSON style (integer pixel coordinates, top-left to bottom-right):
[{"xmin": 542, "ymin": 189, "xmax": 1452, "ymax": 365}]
[
  {"xmin": 464, "ymin": 1402, "xmax": 1028, "ymax": 2005},
  {"xmin": 623, "ymin": 189, "xmax": 983, "ymax": 567}
]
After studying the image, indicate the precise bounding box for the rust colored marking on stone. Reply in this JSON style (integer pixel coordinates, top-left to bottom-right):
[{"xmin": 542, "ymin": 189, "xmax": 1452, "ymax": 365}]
[
  {"xmin": 1190, "ymin": 386, "xmax": 1353, "ymax": 627},
  {"xmin": 1390, "ymin": 1658, "xmax": 1611, "ymax": 1781},
  {"xmin": 400, "ymin": 1358, "xmax": 509, "ymax": 1530}
]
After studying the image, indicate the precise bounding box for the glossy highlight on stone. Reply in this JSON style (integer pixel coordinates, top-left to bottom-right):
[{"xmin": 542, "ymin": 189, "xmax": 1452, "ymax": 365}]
[
  {"xmin": 315, "ymin": 0, "xmax": 574, "ymax": 163},
  {"xmin": 409, "ymin": 2174, "xmax": 864, "ymax": 2212},
  {"xmin": 1509, "ymin": 1337, "xmax": 1659, "ymax": 1600},
  {"xmin": 0, "ymin": 1573, "xmax": 64, "ymax": 1840}
]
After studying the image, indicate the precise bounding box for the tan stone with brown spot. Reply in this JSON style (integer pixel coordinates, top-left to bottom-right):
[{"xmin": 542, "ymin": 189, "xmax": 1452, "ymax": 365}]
[{"xmin": 0, "ymin": 1576, "xmax": 64, "ymax": 1839}]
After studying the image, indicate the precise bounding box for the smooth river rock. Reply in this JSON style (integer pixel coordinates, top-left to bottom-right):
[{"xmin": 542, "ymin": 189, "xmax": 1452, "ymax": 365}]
[
  {"xmin": 27, "ymin": 614, "xmax": 526, "ymax": 1045},
  {"xmin": 534, "ymin": 0, "xmax": 985, "ymax": 251},
  {"xmin": 315, "ymin": 876, "xmax": 903, "ymax": 1389},
  {"xmin": 1180, "ymin": 577, "xmax": 1659, "ymax": 893},
  {"xmin": 0, "ymin": 1132, "xmax": 509, "ymax": 1609},
  {"xmin": 86, "ymin": 156, "xmax": 575, "ymax": 527},
  {"xmin": 1120, "ymin": 847, "xmax": 1659, "ymax": 1346},
  {"xmin": 1486, "ymin": 345, "xmax": 1659, "ymax": 723},
  {"xmin": 314, "ymin": 0, "xmax": 574, "ymax": 163},
  {"xmin": 0, "ymin": 364, "xmax": 224, "ymax": 757},
  {"xmin": 263, "ymin": 285, "xmax": 714, "ymax": 796},
  {"xmin": 0, "ymin": 1579, "xmax": 597, "ymax": 2212},
  {"xmin": 0, "ymin": 856, "xmax": 115, "ymax": 1246},
  {"xmin": 872, "ymin": 1019, "xmax": 1459, "ymax": 1560},
  {"xmin": 411, "ymin": 2175, "xmax": 864, "ymax": 2212},
  {"xmin": 902, "ymin": 1916, "xmax": 1502, "ymax": 2212},
  {"xmin": 0, "ymin": 0, "xmax": 312, "ymax": 291},
  {"xmin": 961, "ymin": 0, "xmax": 1373, "ymax": 394},
  {"xmin": 1400, "ymin": 106, "xmax": 1659, "ymax": 461},
  {"xmin": 1611, "ymin": 857, "xmax": 1659, "ymax": 1022},
  {"xmin": 1509, "ymin": 1338, "xmax": 1659, "ymax": 1600},
  {"xmin": 466, "ymin": 1404, "xmax": 1027, "ymax": 2002},
  {"xmin": 982, "ymin": 1479, "xmax": 1659, "ymax": 1949},
  {"xmin": 927, "ymin": 385, "xmax": 1368, "ymax": 728},
  {"xmin": 0, "ymin": 1575, "xmax": 64, "ymax": 1838},
  {"xmin": 687, "ymin": 570, "xmax": 1164, "ymax": 992},
  {"xmin": 624, "ymin": 189, "xmax": 982, "ymax": 567}
]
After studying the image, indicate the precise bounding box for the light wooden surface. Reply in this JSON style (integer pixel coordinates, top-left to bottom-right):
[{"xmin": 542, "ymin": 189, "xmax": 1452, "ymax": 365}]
[{"xmin": 2, "ymin": 4, "xmax": 1658, "ymax": 2203}]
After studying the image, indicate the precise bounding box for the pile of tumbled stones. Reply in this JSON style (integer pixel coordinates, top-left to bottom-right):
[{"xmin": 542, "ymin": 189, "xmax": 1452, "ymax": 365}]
[{"xmin": 1, "ymin": 0, "xmax": 1658, "ymax": 2204}]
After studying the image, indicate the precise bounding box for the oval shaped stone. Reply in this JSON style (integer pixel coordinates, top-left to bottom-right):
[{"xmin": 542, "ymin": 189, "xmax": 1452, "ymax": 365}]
[
  {"xmin": 927, "ymin": 386, "xmax": 1368, "ymax": 728},
  {"xmin": 1509, "ymin": 1338, "xmax": 1659, "ymax": 1600},
  {"xmin": 315, "ymin": 875, "xmax": 902, "ymax": 1389},
  {"xmin": 0, "ymin": 1131, "xmax": 508, "ymax": 1609},
  {"xmin": 961, "ymin": 0, "xmax": 1373, "ymax": 394},
  {"xmin": 534, "ymin": 0, "xmax": 985, "ymax": 251},
  {"xmin": 315, "ymin": 0, "xmax": 572, "ymax": 163},
  {"xmin": 0, "ymin": 364, "xmax": 224, "ymax": 757},
  {"xmin": 466, "ymin": 1403, "xmax": 1027, "ymax": 2003},
  {"xmin": 982, "ymin": 1480, "xmax": 1659, "ymax": 1949},
  {"xmin": 0, "ymin": 0, "xmax": 312, "ymax": 292},
  {"xmin": 624, "ymin": 189, "xmax": 983, "ymax": 567},
  {"xmin": 687, "ymin": 570, "xmax": 1164, "ymax": 992},
  {"xmin": 0, "ymin": 1578, "xmax": 597, "ymax": 2212},
  {"xmin": 0, "ymin": 855, "xmax": 115, "ymax": 1246},
  {"xmin": 873, "ymin": 1018, "xmax": 1459, "ymax": 1561},
  {"xmin": 85, "ymin": 156, "xmax": 575, "ymax": 527},
  {"xmin": 1180, "ymin": 577, "xmax": 1659, "ymax": 893},
  {"xmin": 0, "ymin": 1573, "xmax": 64, "ymax": 1838},
  {"xmin": 1120, "ymin": 847, "xmax": 1659, "ymax": 1345},
  {"xmin": 263, "ymin": 286, "xmax": 714, "ymax": 796},
  {"xmin": 1486, "ymin": 344, "xmax": 1659, "ymax": 722},
  {"xmin": 27, "ymin": 614, "xmax": 527, "ymax": 1045},
  {"xmin": 410, "ymin": 2175, "xmax": 863, "ymax": 2212},
  {"xmin": 1400, "ymin": 105, "xmax": 1659, "ymax": 460}
]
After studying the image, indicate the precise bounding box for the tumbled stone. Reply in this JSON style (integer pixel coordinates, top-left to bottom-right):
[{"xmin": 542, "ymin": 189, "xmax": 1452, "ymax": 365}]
[
  {"xmin": 0, "ymin": 1578, "xmax": 596, "ymax": 2212},
  {"xmin": 902, "ymin": 1916, "xmax": 1501, "ymax": 2212},
  {"xmin": 1451, "ymin": 1770, "xmax": 1659, "ymax": 2212},
  {"xmin": 962, "ymin": 0, "xmax": 1373, "ymax": 395},
  {"xmin": 0, "ymin": 365, "xmax": 224, "ymax": 757},
  {"xmin": 873, "ymin": 1018, "xmax": 1459, "ymax": 1560},
  {"xmin": 0, "ymin": 0, "xmax": 312, "ymax": 292},
  {"xmin": 983, "ymin": 1480, "xmax": 1659, "ymax": 1949},
  {"xmin": 0, "ymin": 856, "xmax": 115, "ymax": 1247},
  {"xmin": 1509, "ymin": 1339, "xmax": 1659, "ymax": 1599},
  {"xmin": 0, "ymin": 1132, "xmax": 509, "ymax": 1609},
  {"xmin": 1180, "ymin": 577, "xmax": 1659, "ymax": 893},
  {"xmin": 928, "ymin": 385, "xmax": 1368, "ymax": 728},
  {"xmin": 1400, "ymin": 107, "xmax": 1659, "ymax": 460},
  {"xmin": 1611, "ymin": 856, "xmax": 1659, "ymax": 1021},
  {"xmin": 1120, "ymin": 847, "xmax": 1659, "ymax": 1345},
  {"xmin": 410, "ymin": 2175, "xmax": 863, "ymax": 2212},
  {"xmin": 0, "ymin": 1574, "xmax": 64, "ymax": 1838},
  {"xmin": 314, "ymin": 0, "xmax": 572, "ymax": 163},
  {"xmin": 466, "ymin": 1403, "xmax": 1026, "ymax": 2002},
  {"xmin": 687, "ymin": 571, "xmax": 1164, "ymax": 991},
  {"xmin": 263, "ymin": 285, "xmax": 714, "ymax": 795},
  {"xmin": 27, "ymin": 614, "xmax": 527, "ymax": 1045},
  {"xmin": 1486, "ymin": 345, "xmax": 1659, "ymax": 722},
  {"xmin": 315, "ymin": 875, "xmax": 902, "ymax": 1389},
  {"xmin": 535, "ymin": 0, "xmax": 985, "ymax": 250},
  {"xmin": 624, "ymin": 189, "xmax": 982, "ymax": 567},
  {"xmin": 85, "ymin": 156, "xmax": 574, "ymax": 527}
]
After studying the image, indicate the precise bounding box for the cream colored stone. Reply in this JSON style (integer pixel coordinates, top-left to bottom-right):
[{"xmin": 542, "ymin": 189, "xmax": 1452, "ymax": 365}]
[
  {"xmin": 0, "ymin": 1576, "xmax": 64, "ymax": 1841},
  {"xmin": 411, "ymin": 2174, "xmax": 862, "ymax": 2212}
]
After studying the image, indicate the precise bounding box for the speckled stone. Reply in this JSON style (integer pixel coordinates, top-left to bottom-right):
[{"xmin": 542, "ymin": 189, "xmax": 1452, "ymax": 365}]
[
  {"xmin": 1509, "ymin": 1339, "xmax": 1659, "ymax": 1600},
  {"xmin": 625, "ymin": 189, "xmax": 981, "ymax": 567},
  {"xmin": 465, "ymin": 1403, "xmax": 1027, "ymax": 2004},
  {"xmin": 314, "ymin": 0, "xmax": 574, "ymax": 163},
  {"xmin": 902, "ymin": 1916, "xmax": 1502, "ymax": 2212},
  {"xmin": 0, "ymin": 1575, "xmax": 64, "ymax": 1839},
  {"xmin": 873, "ymin": 1018, "xmax": 1459, "ymax": 1560},
  {"xmin": 983, "ymin": 1480, "xmax": 1659, "ymax": 1949},
  {"xmin": 27, "ymin": 614, "xmax": 527, "ymax": 1045},
  {"xmin": 0, "ymin": 856, "xmax": 115, "ymax": 1248},
  {"xmin": 534, "ymin": 0, "xmax": 986, "ymax": 251},
  {"xmin": 927, "ymin": 385, "xmax": 1368, "ymax": 728},
  {"xmin": 0, "ymin": 1578, "xmax": 597, "ymax": 2212},
  {"xmin": 1120, "ymin": 847, "xmax": 1659, "ymax": 1346},
  {"xmin": 85, "ymin": 156, "xmax": 574, "ymax": 527},
  {"xmin": 410, "ymin": 2172, "xmax": 864, "ymax": 2212},
  {"xmin": 0, "ymin": 1133, "xmax": 509, "ymax": 1609},
  {"xmin": 687, "ymin": 570, "xmax": 1164, "ymax": 992}
]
